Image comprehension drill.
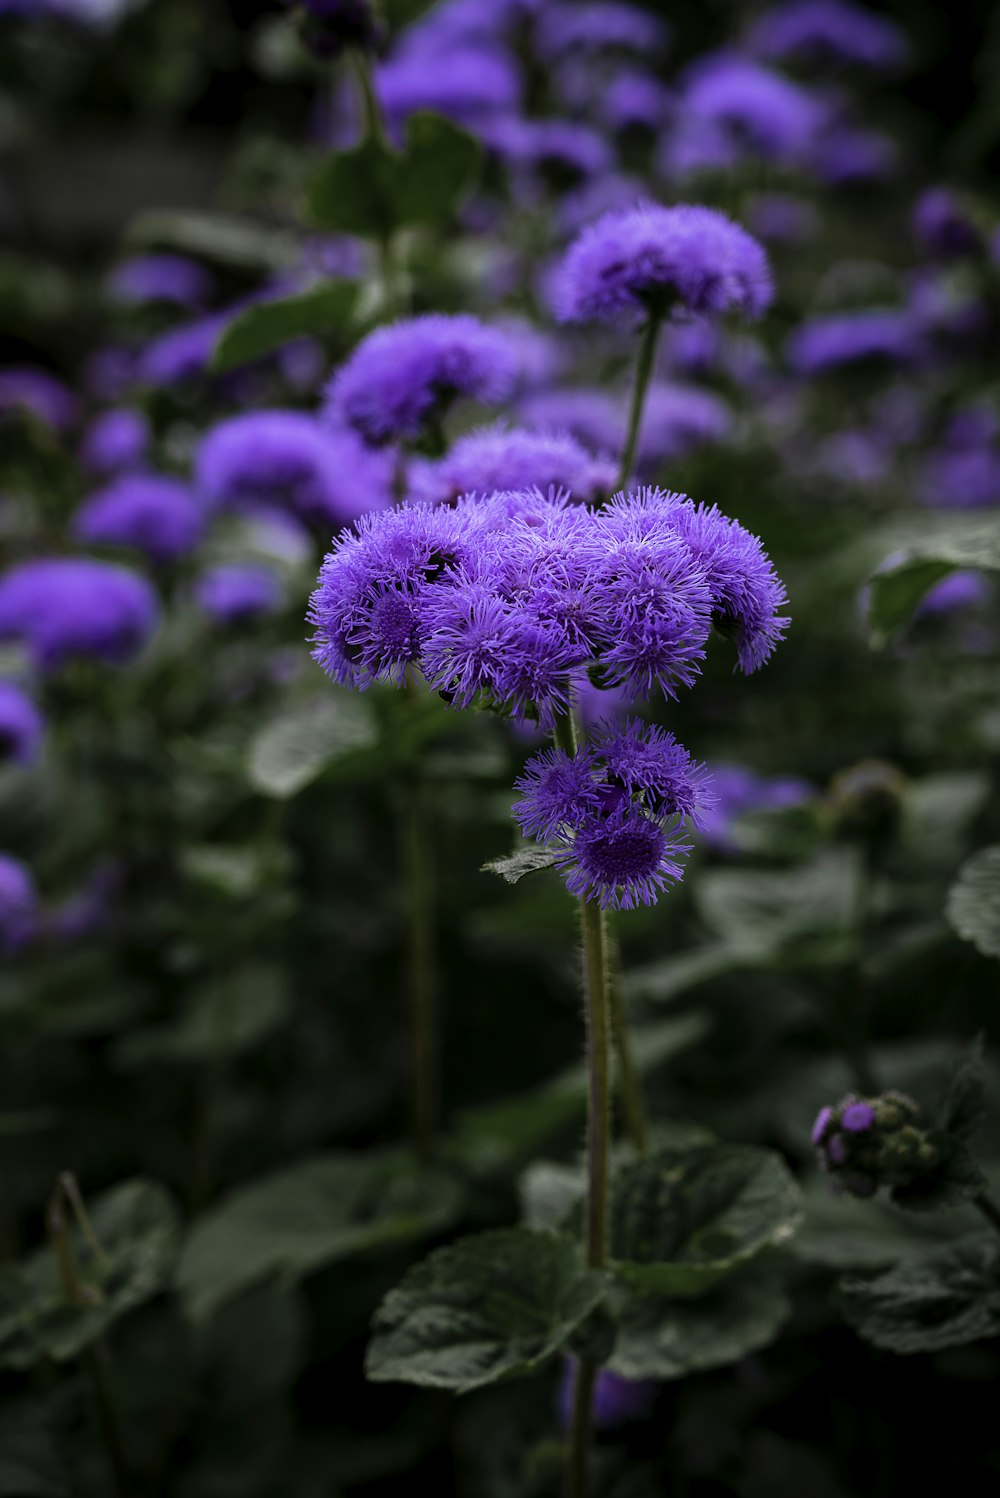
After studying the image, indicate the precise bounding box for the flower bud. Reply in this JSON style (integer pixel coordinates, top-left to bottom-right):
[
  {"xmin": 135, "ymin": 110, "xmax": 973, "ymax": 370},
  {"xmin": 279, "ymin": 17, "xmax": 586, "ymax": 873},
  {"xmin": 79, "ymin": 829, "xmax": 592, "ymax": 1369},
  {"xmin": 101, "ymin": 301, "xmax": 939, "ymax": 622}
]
[
  {"xmin": 811, "ymin": 1089, "xmax": 933, "ymax": 1199},
  {"xmin": 827, "ymin": 760, "xmax": 906, "ymax": 847}
]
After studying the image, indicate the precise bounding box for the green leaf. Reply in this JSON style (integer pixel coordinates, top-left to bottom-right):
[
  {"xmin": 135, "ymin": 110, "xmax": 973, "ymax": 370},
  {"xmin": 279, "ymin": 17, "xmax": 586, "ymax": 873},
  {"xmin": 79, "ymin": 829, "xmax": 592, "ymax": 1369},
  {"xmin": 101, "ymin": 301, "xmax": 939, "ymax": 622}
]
[
  {"xmin": 695, "ymin": 852, "xmax": 856, "ymax": 969},
  {"xmin": 248, "ymin": 692, "xmax": 379, "ymax": 799},
  {"xmin": 178, "ymin": 1150, "xmax": 461, "ymax": 1322},
  {"xmin": 609, "ymin": 1260, "xmax": 790, "ymax": 1380},
  {"xmin": 365, "ymin": 1228, "xmax": 607, "ymax": 1392},
  {"xmin": 211, "ymin": 281, "xmax": 358, "ymax": 373},
  {"xmin": 866, "ymin": 521, "xmax": 1000, "ymax": 647},
  {"xmin": 180, "ymin": 844, "xmax": 287, "ymax": 899},
  {"xmin": 0, "ymin": 1180, "xmax": 180, "ymax": 1370},
  {"xmin": 447, "ymin": 1015, "xmax": 709, "ymax": 1171},
  {"xmin": 481, "ymin": 847, "xmax": 558, "ymax": 885},
  {"xmin": 839, "ymin": 1236, "xmax": 1000, "ymax": 1353},
  {"xmin": 114, "ymin": 967, "xmax": 290, "ymax": 1067},
  {"xmin": 606, "ymin": 1143, "xmax": 803, "ymax": 1297},
  {"xmin": 126, "ymin": 209, "xmax": 297, "ymax": 271},
  {"xmin": 947, "ymin": 846, "xmax": 1000, "ymax": 959},
  {"xmin": 792, "ymin": 1172, "xmax": 988, "ymax": 1270},
  {"xmin": 306, "ymin": 112, "xmax": 481, "ymax": 237},
  {"xmin": 623, "ymin": 947, "xmax": 745, "ymax": 1004}
]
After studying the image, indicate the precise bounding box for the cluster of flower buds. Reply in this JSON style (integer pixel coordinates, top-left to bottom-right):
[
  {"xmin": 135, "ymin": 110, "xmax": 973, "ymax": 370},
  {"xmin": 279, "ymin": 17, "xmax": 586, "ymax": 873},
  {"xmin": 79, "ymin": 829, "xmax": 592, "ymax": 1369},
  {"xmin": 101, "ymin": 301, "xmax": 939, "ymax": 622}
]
[
  {"xmin": 812, "ymin": 1090, "xmax": 941, "ymax": 1199},
  {"xmin": 826, "ymin": 759, "xmax": 906, "ymax": 849}
]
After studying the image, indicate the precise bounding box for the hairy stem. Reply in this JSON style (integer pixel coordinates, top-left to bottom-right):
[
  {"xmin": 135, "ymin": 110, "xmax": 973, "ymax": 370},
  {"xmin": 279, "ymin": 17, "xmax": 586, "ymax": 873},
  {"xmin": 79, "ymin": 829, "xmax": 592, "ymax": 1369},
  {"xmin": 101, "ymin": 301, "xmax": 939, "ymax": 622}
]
[
  {"xmin": 568, "ymin": 1358, "xmax": 598, "ymax": 1498},
  {"xmin": 607, "ymin": 920, "xmax": 650, "ymax": 1152},
  {"xmin": 401, "ymin": 775, "xmax": 437, "ymax": 1162},
  {"xmin": 48, "ymin": 1179, "xmax": 129, "ymax": 1498},
  {"xmin": 617, "ymin": 314, "xmax": 662, "ymax": 492}
]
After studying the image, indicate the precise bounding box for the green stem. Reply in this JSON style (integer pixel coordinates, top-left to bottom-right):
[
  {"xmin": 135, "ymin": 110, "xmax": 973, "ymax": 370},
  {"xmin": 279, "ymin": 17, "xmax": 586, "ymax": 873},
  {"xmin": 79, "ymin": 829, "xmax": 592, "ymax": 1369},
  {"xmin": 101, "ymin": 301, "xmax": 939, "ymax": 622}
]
[
  {"xmin": 973, "ymin": 1191, "xmax": 1000, "ymax": 1241},
  {"xmin": 48, "ymin": 1181, "xmax": 129, "ymax": 1498},
  {"xmin": 568, "ymin": 1358, "xmax": 598, "ymax": 1498},
  {"xmin": 616, "ymin": 314, "xmax": 662, "ymax": 492},
  {"xmin": 402, "ymin": 681, "xmax": 438, "ymax": 1163},
  {"xmin": 350, "ymin": 48, "xmax": 404, "ymax": 318},
  {"xmin": 607, "ymin": 922, "xmax": 649, "ymax": 1152}
]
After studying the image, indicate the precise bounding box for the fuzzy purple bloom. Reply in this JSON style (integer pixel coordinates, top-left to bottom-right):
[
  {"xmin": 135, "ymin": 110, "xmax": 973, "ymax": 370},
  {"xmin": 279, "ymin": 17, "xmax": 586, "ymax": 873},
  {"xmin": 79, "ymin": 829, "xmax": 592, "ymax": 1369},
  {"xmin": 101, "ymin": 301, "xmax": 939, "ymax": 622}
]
[
  {"xmin": 197, "ymin": 411, "xmax": 390, "ymax": 530},
  {"xmin": 787, "ymin": 310, "xmax": 922, "ymax": 375},
  {"xmin": 699, "ymin": 763, "xmax": 812, "ymax": 851},
  {"xmin": 917, "ymin": 445, "xmax": 1000, "ymax": 510},
  {"xmin": 73, "ymin": 474, "xmax": 206, "ymax": 564},
  {"xmin": 811, "ymin": 1105, "xmax": 832, "ymax": 1145},
  {"xmin": 325, "ymin": 315, "xmax": 520, "ymax": 446},
  {"xmin": 376, "ymin": 45, "xmax": 521, "ymax": 130},
  {"xmin": 106, "ymin": 254, "xmax": 214, "ymax": 309},
  {"xmin": 415, "ymin": 424, "xmax": 616, "ymax": 505},
  {"xmin": 842, "ymin": 1101, "xmax": 876, "ymax": 1133},
  {"xmin": 913, "ymin": 189, "xmax": 983, "ymax": 260},
  {"xmin": 0, "ymin": 366, "xmax": 79, "ymax": 432},
  {"xmin": 557, "ymin": 1361, "xmax": 657, "ymax": 1431},
  {"xmin": 0, "ymin": 681, "xmax": 43, "ymax": 766},
  {"xmin": 748, "ymin": 0, "xmax": 909, "ymax": 70},
  {"xmin": 601, "ymin": 72, "xmax": 673, "ymax": 135},
  {"xmin": 79, "ymin": 408, "xmax": 151, "ymax": 476},
  {"xmin": 0, "ymin": 557, "xmax": 158, "ymax": 671},
  {"xmin": 482, "ymin": 117, "xmax": 614, "ymax": 186},
  {"xmin": 916, "ymin": 571, "xmax": 991, "ymax": 617},
  {"xmin": 664, "ymin": 56, "xmax": 825, "ymax": 177},
  {"xmin": 807, "ymin": 125, "xmax": 896, "ymax": 186},
  {"xmin": 553, "ymin": 202, "xmax": 773, "ymax": 326},
  {"xmin": 138, "ymin": 315, "xmax": 226, "ymax": 389},
  {"xmin": 534, "ymin": 2, "xmax": 669, "ymax": 60},
  {"xmin": 194, "ymin": 563, "xmax": 284, "ymax": 624},
  {"xmin": 0, "ymin": 854, "xmax": 36, "ymax": 955}
]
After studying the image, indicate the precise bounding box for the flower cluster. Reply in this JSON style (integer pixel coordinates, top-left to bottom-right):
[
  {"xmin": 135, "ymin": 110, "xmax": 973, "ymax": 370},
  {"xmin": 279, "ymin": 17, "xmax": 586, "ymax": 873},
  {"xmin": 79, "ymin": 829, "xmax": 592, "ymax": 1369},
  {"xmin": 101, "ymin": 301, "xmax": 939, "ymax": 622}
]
[
  {"xmin": 73, "ymin": 473, "xmax": 206, "ymax": 564},
  {"xmin": 812, "ymin": 1091, "xmax": 935, "ymax": 1199},
  {"xmin": 310, "ymin": 485, "xmax": 787, "ymax": 710},
  {"xmin": 0, "ymin": 558, "xmax": 158, "ymax": 672},
  {"xmin": 514, "ymin": 718, "xmax": 712, "ymax": 909}
]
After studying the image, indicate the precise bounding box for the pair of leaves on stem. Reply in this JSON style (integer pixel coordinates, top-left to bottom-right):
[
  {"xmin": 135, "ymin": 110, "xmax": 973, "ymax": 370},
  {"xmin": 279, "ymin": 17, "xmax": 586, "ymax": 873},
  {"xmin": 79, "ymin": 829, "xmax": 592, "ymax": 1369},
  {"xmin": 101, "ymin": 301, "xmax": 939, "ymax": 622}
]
[{"xmin": 366, "ymin": 1142, "xmax": 803, "ymax": 1391}]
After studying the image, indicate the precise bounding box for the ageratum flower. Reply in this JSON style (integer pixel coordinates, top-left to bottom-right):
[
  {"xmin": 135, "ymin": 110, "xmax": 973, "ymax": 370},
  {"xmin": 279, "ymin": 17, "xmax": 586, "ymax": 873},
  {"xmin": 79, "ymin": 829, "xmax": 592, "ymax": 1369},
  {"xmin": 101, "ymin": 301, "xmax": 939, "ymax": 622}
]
[
  {"xmin": 601, "ymin": 72, "xmax": 673, "ymax": 136},
  {"xmin": 197, "ymin": 411, "xmax": 390, "ymax": 530},
  {"xmin": 553, "ymin": 202, "xmax": 773, "ymax": 326},
  {"xmin": 519, "ymin": 383, "xmax": 730, "ymax": 468},
  {"xmin": 913, "ymin": 189, "xmax": 984, "ymax": 260},
  {"xmin": 699, "ymin": 763, "xmax": 812, "ymax": 851},
  {"xmin": 0, "ymin": 681, "xmax": 43, "ymax": 766},
  {"xmin": 73, "ymin": 474, "xmax": 206, "ymax": 564},
  {"xmin": 787, "ymin": 310, "xmax": 922, "ymax": 375},
  {"xmin": 194, "ymin": 563, "xmax": 284, "ymax": 624},
  {"xmin": 0, "ymin": 558, "xmax": 158, "ymax": 671},
  {"xmin": 916, "ymin": 571, "xmax": 991, "ymax": 618},
  {"xmin": 376, "ymin": 45, "xmax": 521, "ymax": 131},
  {"xmin": 0, "ymin": 854, "xmax": 36, "ymax": 955},
  {"xmin": 325, "ymin": 315, "xmax": 520, "ymax": 446},
  {"xmin": 748, "ymin": 0, "xmax": 909, "ymax": 71},
  {"xmin": 138, "ymin": 315, "xmax": 226, "ymax": 389},
  {"xmin": 414, "ymin": 424, "xmax": 616, "ymax": 505},
  {"xmin": 482, "ymin": 118, "xmax": 614, "ymax": 188},
  {"xmin": 807, "ymin": 125, "xmax": 896, "ymax": 187},
  {"xmin": 558, "ymin": 1361, "xmax": 657, "ymax": 1431},
  {"xmin": 534, "ymin": 2, "xmax": 669, "ymax": 60},
  {"xmin": 80, "ymin": 408, "xmax": 151, "ymax": 476},
  {"xmin": 0, "ymin": 366, "xmax": 79, "ymax": 432},
  {"xmin": 106, "ymin": 254, "xmax": 214, "ymax": 309},
  {"xmin": 664, "ymin": 56, "xmax": 825, "ymax": 177},
  {"xmin": 513, "ymin": 719, "xmax": 712, "ymax": 909},
  {"xmin": 812, "ymin": 1090, "xmax": 936, "ymax": 1200}
]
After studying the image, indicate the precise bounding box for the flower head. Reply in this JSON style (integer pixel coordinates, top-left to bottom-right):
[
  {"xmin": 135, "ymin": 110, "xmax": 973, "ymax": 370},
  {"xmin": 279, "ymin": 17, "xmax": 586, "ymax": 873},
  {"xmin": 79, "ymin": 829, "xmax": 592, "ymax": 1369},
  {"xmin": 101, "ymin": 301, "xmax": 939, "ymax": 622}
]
[
  {"xmin": 194, "ymin": 563, "xmax": 284, "ymax": 624},
  {"xmin": 748, "ymin": 0, "xmax": 909, "ymax": 71},
  {"xmin": 553, "ymin": 202, "xmax": 773, "ymax": 326},
  {"xmin": 106, "ymin": 254, "xmax": 214, "ymax": 308},
  {"xmin": 138, "ymin": 315, "xmax": 226, "ymax": 389},
  {"xmin": 788, "ymin": 309, "xmax": 923, "ymax": 375},
  {"xmin": 376, "ymin": 46, "xmax": 520, "ymax": 130},
  {"xmin": 665, "ymin": 56, "xmax": 825, "ymax": 175},
  {"xmin": 79, "ymin": 408, "xmax": 151, "ymax": 476},
  {"xmin": 0, "ymin": 854, "xmax": 36, "ymax": 955},
  {"xmin": 0, "ymin": 365, "xmax": 78, "ymax": 432},
  {"xmin": 73, "ymin": 474, "xmax": 206, "ymax": 564},
  {"xmin": 326, "ymin": 316, "xmax": 520, "ymax": 447},
  {"xmin": 416, "ymin": 424, "xmax": 616, "ymax": 505},
  {"xmin": 535, "ymin": 2, "xmax": 669, "ymax": 60},
  {"xmin": 0, "ymin": 558, "xmax": 158, "ymax": 671},
  {"xmin": 913, "ymin": 188, "xmax": 984, "ymax": 260},
  {"xmin": 0, "ymin": 682, "xmax": 43, "ymax": 766}
]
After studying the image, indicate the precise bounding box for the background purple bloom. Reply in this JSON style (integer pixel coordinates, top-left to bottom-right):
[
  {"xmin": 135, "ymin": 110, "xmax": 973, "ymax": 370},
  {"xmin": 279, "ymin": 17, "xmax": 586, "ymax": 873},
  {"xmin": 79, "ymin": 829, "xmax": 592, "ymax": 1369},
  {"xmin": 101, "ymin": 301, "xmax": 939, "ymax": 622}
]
[
  {"xmin": 0, "ymin": 854, "xmax": 36, "ymax": 955},
  {"xmin": 79, "ymin": 408, "xmax": 151, "ymax": 476},
  {"xmin": 0, "ymin": 366, "xmax": 79, "ymax": 432},
  {"xmin": 747, "ymin": 0, "xmax": 909, "ymax": 71},
  {"xmin": 106, "ymin": 254, "xmax": 214, "ymax": 308},
  {"xmin": 195, "ymin": 563, "xmax": 284, "ymax": 624},
  {"xmin": 0, "ymin": 558, "xmax": 158, "ymax": 671},
  {"xmin": 0, "ymin": 682, "xmax": 44, "ymax": 766},
  {"xmin": 73, "ymin": 474, "xmax": 206, "ymax": 563}
]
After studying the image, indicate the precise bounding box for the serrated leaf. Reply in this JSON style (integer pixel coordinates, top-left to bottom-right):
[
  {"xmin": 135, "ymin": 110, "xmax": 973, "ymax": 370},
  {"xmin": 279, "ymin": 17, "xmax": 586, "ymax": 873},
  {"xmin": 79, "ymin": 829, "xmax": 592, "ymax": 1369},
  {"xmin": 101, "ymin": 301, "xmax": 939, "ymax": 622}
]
[
  {"xmin": 481, "ymin": 847, "xmax": 558, "ymax": 884},
  {"xmin": 306, "ymin": 112, "xmax": 481, "ymax": 238},
  {"xmin": 365, "ymin": 1228, "xmax": 607, "ymax": 1392},
  {"xmin": 947, "ymin": 847, "xmax": 1000, "ymax": 959},
  {"xmin": 0, "ymin": 1180, "xmax": 180, "ymax": 1370},
  {"xmin": 114, "ymin": 966, "xmax": 290, "ymax": 1067},
  {"xmin": 609, "ymin": 1260, "xmax": 790, "ymax": 1380},
  {"xmin": 939, "ymin": 1037, "xmax": 988, "ymax": 1147},
  {"xmin": 695, "ymin": 852, "xmax": 856, "ymax": 969},
  {"xmin": 791, "ymin": 1172, "xmax": 989, "ymax": 1270},
  {"xmin": 867, "ymin": 521, "xmax": 1000, "ymax": 647},
  {"xmin": 248, "ymin": 692, "xmax": 378, "ymax": 799},
  {"xmin": 178, "ymin": 1150, "xmax": 461, "ymax": 1322},
  {"xmin": 839, "ymin": 1236, "xmax": 1000, "ymax": 1353},
  {"xmin": 607, "ymin": 1143, "xmax": 803, "ymax": 1296},
  {"xmin": 211, "ymin": 281, "xmax": 358, "ymax": 373}
]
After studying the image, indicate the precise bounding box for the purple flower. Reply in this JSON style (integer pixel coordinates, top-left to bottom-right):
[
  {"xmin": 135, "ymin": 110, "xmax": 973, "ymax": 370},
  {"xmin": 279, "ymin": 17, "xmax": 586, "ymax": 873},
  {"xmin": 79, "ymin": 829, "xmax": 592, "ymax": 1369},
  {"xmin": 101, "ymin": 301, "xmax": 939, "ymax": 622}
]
[
  {"xmin": 747, "ymin": 193, "xmax": 819, "ymax": 246},
  {"xmin": 79, "ymin": 408, "xmax": 151, "ymax": 476},
  {"xmin": 913, "ymin": 189, "xmax": 983, "ymax": 260},
  {"xmin": 699, "ymin": 763, "xmax": 812, "ymax": 851},
  {"xmin": 534, "ymin": 2, "xmax": 669, "ymax": 60},
  {"xmin": 197, "ymin": 410, "xmax": 390, "ymax": 531},
  {"xmin": 482, "ymin": 117, "xmax": 613, "ymax": 186},
  {"xmin": 325, "ymin": 315, "xmax": 520, "ymax": 446},
  {"xmin": 376, "ymin": 46, "xmax": 521, "ymax": 130},
  {"xmin": 917, "ymin": 445, "xmax": 1000, "ymax": 510},
  {"xmin": 811, "ymin": 1106, "xmax": 832, "ymax": 1145},
  {"xmin": 807, "ymin": 125, "xmax": 896, "ymax": 186},
  {"xmin": 557, "ymin": 1361, "xmax": 656, "ymax": 1431},
  {"xmin": 415, "ymin": 424, "xmax": 616, "ymax": 505},
  {"xmin": 842, "ymin": 1101, "xmax": 876, "ymax": 1133},
  {"xmin": 747, "ymin": 0, "xmax": 909, "ymax": 71},
  {"xmin": 47, "ymin": 863, "xmax": 118, "ymax": 943},
  {"xmin": 105, "ymin": 254, "xmax": 214, "ymax": 309},
  {"xmin": 664, "ymin": 56, "xmax": 825, "ymax": 176},
  {"xmin": 194, "ymin": 563, "xmax": 284, "ymax": 624},
  {"xmin": 0, "ymin": 366, "xmax": 78, "ymax": 432},
  {"xmin": 0, "ymin": 854, "xmax": 36, "ymax": 955},
  {"xmin": 0, "ymin": 558, "xmax": 158, "ymax": 671},
  {"xmin": 601, "ymin": 72, "xmax": 672, "ymax": 135},
  {"xmin": 73, "ymin": 474, "xmax": 206, "ymax": 564},
  {"xmin": 787, "ymin": 310, "xmax": 922, "ymax": 375},
  {"xmin": 0, "ymin": 681, "xmax": 43, "ymax": 766},
  {"xmin": 138, "ymin": 315, "xmax": 226, "ymax": 389},
  {"xmin": 916, "ymin": 571, "xmax": 991, "ymax": 617},
  {"xmin": 552, "ymin": 202, "xmax": 773, "ymax": 326}
]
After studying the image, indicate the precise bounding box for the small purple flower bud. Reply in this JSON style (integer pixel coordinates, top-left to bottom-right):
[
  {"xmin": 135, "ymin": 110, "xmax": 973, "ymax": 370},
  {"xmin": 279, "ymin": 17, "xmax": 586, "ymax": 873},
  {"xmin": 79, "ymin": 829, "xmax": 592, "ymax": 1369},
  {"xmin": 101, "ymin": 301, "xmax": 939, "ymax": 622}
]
[
  {"xmin": 811, "ymin": 1105, "xmax": 832, "ymax": 1145},
  {"xmin": 841, "ymin": 1101, "xmax": 876, "ymax": 1134}
]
